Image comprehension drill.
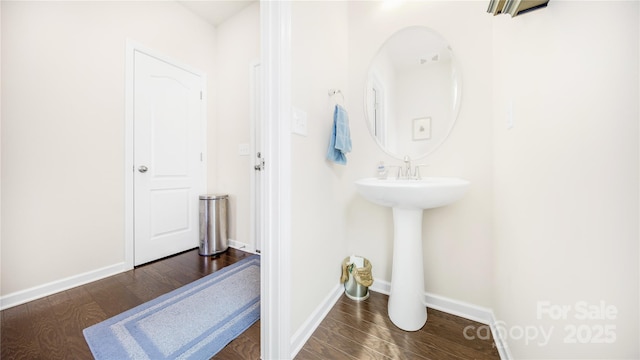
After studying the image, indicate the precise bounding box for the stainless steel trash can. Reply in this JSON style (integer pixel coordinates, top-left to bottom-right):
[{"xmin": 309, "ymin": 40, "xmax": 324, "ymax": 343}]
[
  {"xmin": 344, "ymin": 269, "xmax": 370, "ymax": 301},
  {"xmin": 342, "ymin": 256, "xmax": 373, "ymax": 301},
  {"xmin": 199, "ymin": 194, "xmax": 229, "ymax": 256}
]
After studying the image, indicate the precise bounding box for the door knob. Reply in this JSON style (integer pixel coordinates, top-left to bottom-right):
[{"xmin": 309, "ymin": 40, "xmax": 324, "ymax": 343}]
[{"xmin": 138, "ymin": 165, "xmax": 148, "ymax": 173}]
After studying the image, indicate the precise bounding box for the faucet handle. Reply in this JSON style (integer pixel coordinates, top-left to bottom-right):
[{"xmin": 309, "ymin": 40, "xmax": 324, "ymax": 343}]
[{"xmin": 412, "ymin": 164, "xmax": 428, "ymax": 180}]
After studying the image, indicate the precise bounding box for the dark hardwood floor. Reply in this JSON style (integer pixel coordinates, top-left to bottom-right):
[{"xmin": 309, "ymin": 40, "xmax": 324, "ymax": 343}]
[
  {"xmin": 296, "ymin": 292, "xmax": 500, "ymax": 360},
  {"xmin": 0, "ymin": 247, "xmax": 259, "ymax": 360},
  {"xmin": 2, "ymin": 248, "xmax": 499, "ymax": 359}
]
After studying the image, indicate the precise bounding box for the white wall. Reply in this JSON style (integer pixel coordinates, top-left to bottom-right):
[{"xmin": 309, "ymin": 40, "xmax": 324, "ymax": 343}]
[
  {"xmin": 1, "ymin": 2, "xmax": 217, "ymax": 296},
  {"xmin": 286, "ymin": 0, "xmax": 495, "ymax": 343},
  {"xmin": 345, "ymin": 1, "xmax": 495, "ymax": 308},
  {"xmin": 290, "ymin": 1, "xmax": 349, "ymax": 333},
  {"xmin": 214, "ymin": 2, "xmax": 260, "ymax": 250},
  {"xmin": 492, "ymin": 1, "xmax": 639, "ymax": 358}
]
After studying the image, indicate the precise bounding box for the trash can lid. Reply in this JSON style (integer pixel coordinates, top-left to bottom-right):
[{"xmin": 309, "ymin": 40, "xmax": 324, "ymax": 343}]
[{"xmin": 199, "ymin": 194, "xmax": 229, "ymax": 200}]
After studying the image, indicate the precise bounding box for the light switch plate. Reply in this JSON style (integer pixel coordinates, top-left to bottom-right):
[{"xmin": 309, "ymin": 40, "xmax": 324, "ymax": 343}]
[
  {"xmin": 291, "ymin": 107, "xmax": 308, "ymax": 136},
  {"xmin": 507, "ymin": 100, "xmax": 514, "ymax": 129},
  {"xmin": 238, "ymin": 143, "xmax": 250, "ymax": 156}
]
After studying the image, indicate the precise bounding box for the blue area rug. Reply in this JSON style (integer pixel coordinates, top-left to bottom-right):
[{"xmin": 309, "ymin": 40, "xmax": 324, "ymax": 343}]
[{"xmin": 83, "ymin": 255, "xmax": 260, "ymax": 360}]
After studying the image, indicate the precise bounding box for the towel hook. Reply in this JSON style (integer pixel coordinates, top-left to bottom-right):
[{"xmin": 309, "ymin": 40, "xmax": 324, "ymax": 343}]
[{"xmin": 328, "ymin": 88, "xmax": 345, "ymax": 105}]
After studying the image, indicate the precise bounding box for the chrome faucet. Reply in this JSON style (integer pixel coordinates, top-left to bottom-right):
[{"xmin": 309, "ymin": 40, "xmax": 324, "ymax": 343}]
[
  {"xmin": 403, "ymin": 156, "xmax": 412, "ymax": 178},
  {"xmin": 389, "ymin": 156, "xmax": 426, "ymax": 180}
]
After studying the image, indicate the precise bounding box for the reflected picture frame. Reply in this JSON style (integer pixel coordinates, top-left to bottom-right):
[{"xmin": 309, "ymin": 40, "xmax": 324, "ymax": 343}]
[{"xmin": 412, "ymin": 117, "xmax": 431, "ymax": 141}]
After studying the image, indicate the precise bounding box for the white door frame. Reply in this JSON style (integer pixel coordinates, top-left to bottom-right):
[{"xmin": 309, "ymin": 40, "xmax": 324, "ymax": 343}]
[
  {"xmin": 124, "ymin": 40, "xmax": 207, "ymax": 270},
  {"xmin": 260, "ymin": 1, "xmax": 292, "ymax": 359},
  {"xmin": 250, "ymin": 60, "xmax": 264, "ymax": 254}
]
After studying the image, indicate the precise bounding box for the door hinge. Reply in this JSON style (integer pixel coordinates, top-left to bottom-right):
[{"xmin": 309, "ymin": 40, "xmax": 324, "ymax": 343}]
[
  {"xmin": 254, "ymin": 152, "xmax": 265, "ymax": 171},
  {"xmin": 200, "ymin": 91, "xmax": 203, "ymax": 100},
  {"xmin": 200, "ymin": 152, "xmax": 203, "ymax": 161}
]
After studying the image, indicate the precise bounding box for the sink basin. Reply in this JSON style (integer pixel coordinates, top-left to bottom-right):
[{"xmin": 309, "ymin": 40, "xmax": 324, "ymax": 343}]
[
  {"xmin": 355, "ymin": 177, "xmax": 470, "ymax": 210},
  {"xmin": 354, "ymin": 177, "xmax": 470, "ymax": 331}
]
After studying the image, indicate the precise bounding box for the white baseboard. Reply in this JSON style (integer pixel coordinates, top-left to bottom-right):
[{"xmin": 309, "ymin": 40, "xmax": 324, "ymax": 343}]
[
  {"xmin": 0, "ymin": 241, "xmax": 253, "ymax": 312},
  {"xmin": 228, "ymin": 238, "xmax": 257, "ymax": 254},
  {"xmin": 371, "ymin": 278, "xmax": 494, "ymax": 324},
  {"xmin": 0, "ymin": 262, "xmax": 128, "ymax": 311},
  {"xmin": 488, "ymin": 311, "xmax": 513, "ymax": 360},
  {"xmin": 290, "ymin": 283, "xmax": 343, "ymax": 358}
]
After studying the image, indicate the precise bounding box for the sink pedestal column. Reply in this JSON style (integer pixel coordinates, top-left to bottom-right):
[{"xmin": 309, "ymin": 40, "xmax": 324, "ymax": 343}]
[{"xmin": 388, "ymin": 207, "xmax": 427, "ymax": 331}]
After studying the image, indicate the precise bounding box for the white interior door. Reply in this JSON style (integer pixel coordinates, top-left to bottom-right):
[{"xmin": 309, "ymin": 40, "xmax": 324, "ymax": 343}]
[{"xmin": 133, "ymin": 50, "xmax": 205, "ymax": 266}]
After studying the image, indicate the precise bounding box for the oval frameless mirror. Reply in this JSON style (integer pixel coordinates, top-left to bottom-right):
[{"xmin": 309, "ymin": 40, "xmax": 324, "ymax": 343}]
[{"xmin": 364, "ymin": 26, "xmax": 461, "ymax": 160}]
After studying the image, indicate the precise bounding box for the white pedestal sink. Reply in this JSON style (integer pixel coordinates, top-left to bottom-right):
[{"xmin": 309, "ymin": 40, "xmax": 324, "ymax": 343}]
[{"xmin": 354, "ymin": 177, "xmax": 470, "ymax": 331}]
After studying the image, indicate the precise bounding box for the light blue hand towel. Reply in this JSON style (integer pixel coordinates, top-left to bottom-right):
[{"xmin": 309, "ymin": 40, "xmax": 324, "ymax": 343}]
[{"xmin": 326, "ymin": 105, "xmax": 352, "ymax": 165}]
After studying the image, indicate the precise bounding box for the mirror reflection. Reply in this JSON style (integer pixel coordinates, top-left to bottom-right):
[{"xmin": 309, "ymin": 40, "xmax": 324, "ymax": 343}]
[{"xmin": 365, "ymin": 26, "xmax": 461, "ymax": 160}]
